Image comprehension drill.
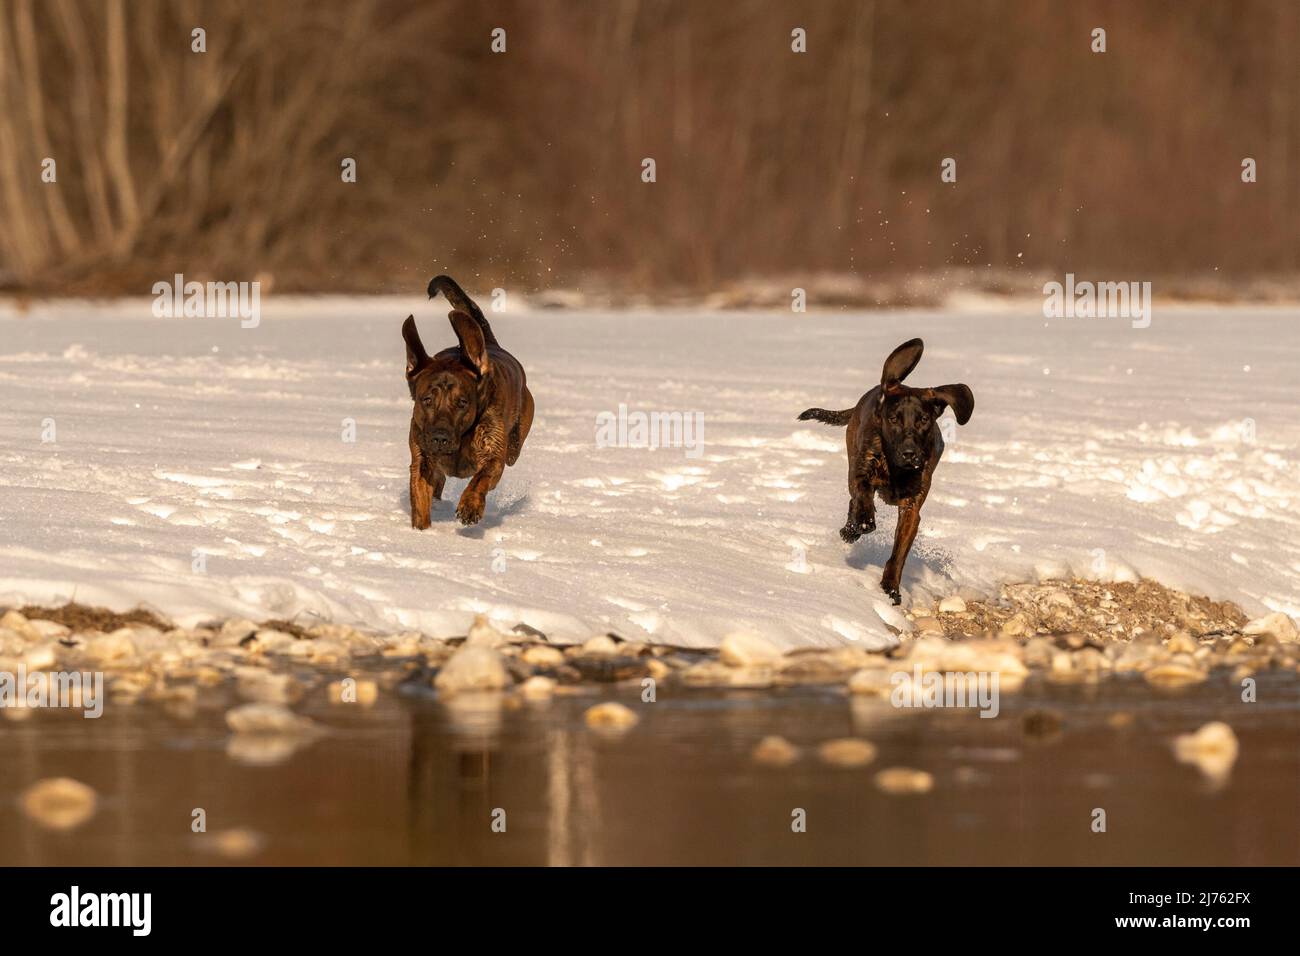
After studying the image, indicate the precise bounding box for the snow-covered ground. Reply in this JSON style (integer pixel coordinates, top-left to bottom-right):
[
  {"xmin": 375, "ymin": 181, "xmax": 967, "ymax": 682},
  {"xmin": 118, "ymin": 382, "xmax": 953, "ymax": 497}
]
[{"xmin": 1, "ymin": 298, "xmax": 1296, "ymax": 649}]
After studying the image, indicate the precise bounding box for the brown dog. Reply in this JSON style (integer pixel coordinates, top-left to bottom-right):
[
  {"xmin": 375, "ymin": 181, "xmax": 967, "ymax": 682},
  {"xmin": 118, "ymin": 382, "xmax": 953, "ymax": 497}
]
[
  {"xmin": 403, "ymin": 276, "xmax": 534, "ymax": 527},
  {"xmin": 799, "ymin": 338, "xmax": 973, "ymax": 604}
]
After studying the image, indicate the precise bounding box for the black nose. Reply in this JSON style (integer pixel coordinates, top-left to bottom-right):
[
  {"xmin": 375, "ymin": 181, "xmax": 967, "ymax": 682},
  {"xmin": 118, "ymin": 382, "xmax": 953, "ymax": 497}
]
[{"xmin": 429, "ymin": 429, "xmax": 453, "ymax": 448}]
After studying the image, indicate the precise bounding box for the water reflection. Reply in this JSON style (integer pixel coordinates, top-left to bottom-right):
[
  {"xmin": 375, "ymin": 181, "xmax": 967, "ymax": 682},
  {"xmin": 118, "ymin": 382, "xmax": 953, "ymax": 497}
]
[{"xmin": 2, "ymin": 673, "xmax": 1298, "ymax": 865}]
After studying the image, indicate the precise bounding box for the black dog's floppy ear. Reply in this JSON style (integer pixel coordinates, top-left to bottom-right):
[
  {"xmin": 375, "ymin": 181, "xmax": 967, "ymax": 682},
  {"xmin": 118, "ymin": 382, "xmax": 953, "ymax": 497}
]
[
  {"xmin": 402, "ymin": 315, "xmax": 429, "ymax": 394},
  {"xmin": 881, "ymin": 338, "xmax": 924, "ymax": 390},
  {"xmin": 924, "ymin": 384, "xmax": 975, "ymax": 425},
  {"xmin": 448, "ymin": 310, "xmax": 490, "ymax": 378}
]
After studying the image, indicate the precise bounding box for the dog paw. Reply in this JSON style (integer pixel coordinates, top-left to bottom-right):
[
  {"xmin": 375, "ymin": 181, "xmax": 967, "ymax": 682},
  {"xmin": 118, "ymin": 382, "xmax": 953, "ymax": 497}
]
[
  {"xmin": 881, "ymin": 583, "xmax": 902, "ymax": 606},
  {"xmin": 839, "ymin": 524, "xmax": 862, "ymax": 543},
  {"xmin": 411, "ymin": 513, "xmax": 431, "ymax": 531},
  {"xmin": 456, "ymin": 497, "xmax": 484, "ymax": 526}
]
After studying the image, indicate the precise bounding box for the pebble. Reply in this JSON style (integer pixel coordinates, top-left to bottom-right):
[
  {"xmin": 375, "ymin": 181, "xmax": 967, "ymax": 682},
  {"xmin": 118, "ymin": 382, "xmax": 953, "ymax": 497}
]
[
  {"xmin": 816, "ymin": 738, "xmax": 877, "ymax": 768},
  {"xmin": 752, "ymin": 736, "xmax": 800, "ymax": 767},
  {"xmin": 1173, "ymin": 721, "xmax": 1239, "ymax": 785},
  {"xmin": 937, "ymin": 596, "xmax": 967, "ymax": 614},
  {"xmin": 434, "ymin": 645, "xmax": 509, "ymax": 694},
  {"xmin": 466, "ymin": 614, "xmax": 511, "ymax": 647},
  {"xmin": 720, "ymin": 631, "xmax": 782, "ymax": 667},
  {"xmin": 578, "ymin": 635, "xmax": 621, "ymax": 657},
  {"xmin": 874, "ymin": 767, "xmax": 934, "ymax": 794},
  {"xmin": 583, "ymin": 701, "xmax": 639, "ymax": 732},
  {"xmin": 1243, "ymin": 612, "xmax": 1298, "ymax": 644},
  {"xmin": 847, "ymin": 668, "xmax": 893, "ymax": 697},
  {"xmin": 521, "ymin": 645, "xmax": 565, "ymax": 667},
  {"xmin": 21, "ymin": 777, "xmax": 98, "ymax": 831},
  {"xmin": 912, "ymin": 616, "xmax": 945, "ymax": 635},
  {"xmin": 85, "ymin": 630, "xmax": 137, "ymax": 665},
  {"xmin": 519, "ymin": 675, "xmax": 557, "ymax": 700},
  {"xmin": 328, "ymin": 679, "xmax": 378, "ymax": 706},
  {"xmin": 225, "ymin": 702, "xmax": 320, "ymax": 736}
]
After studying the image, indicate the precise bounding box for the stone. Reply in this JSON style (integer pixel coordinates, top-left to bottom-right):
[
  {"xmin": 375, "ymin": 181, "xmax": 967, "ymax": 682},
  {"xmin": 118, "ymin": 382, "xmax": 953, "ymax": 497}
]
[
  {"xmin": 584, "ymin": 701, "xmax": 639, "ymax": 731},
  {"xmin": 874, "ymin": 767, "xmax": 934, "ymax": 794},
  {"xmin": 938, "ymin": 596, "xmax": 967, "ymax": 614},
  {"xmin": 578, "ymin": 635, "xmax": 621, "ymax": 657},
  {"xmin": 434, "ymin": 644, "xmax": 509, "ymax": 694},
  {"xmin": 1173, "ymin": 721, "xmax": 1239, "ymax": 786},
  {"xmin": 719, "ymin": 631, "xmax": 782, "ymax": 667},
  {"xmin": 847, "ymin": 668, "xmax": 892, "ymax": 697},
  {"xmin": 225, "ymin": 702, "xmax": 320, "ymax": 736},
  {"xmin": 466, "ymin": 614, "xmax": 511, "ymax": 647},
  {"xmin": 521, "ymin": 645, "xmax": 565, "ymax": 667},
  {"xmin": 84, "ymin": 630, "xmax": 137, "ymax": 665},
  {"xmin": 328, "ymin": 679, "xmax": 378, "ymax": 706},
  {"xmin": 21, "ymin": 777, "xmax": 97, "ymax": 831},
  {"xmin": 519, "ymin": 675, "xmax": 557, "ymax": 700},
  {"xmin": 912, "ymin": 616, "xmax": 945, "ymax": 635},
  {"xmin": 1243, "ymin": 612, "xmax": 1298, "ymax": 644},
  {"xmin": 752, "ymin": 736, "xmax": 800, "ymax": 767},
  {"xmin": 998, "ymin": 613, "xmax": 1033, "ymax": 638},
  {"xmin": 816, "ymin": 738, "xmax": 877, "ymax": 768}
]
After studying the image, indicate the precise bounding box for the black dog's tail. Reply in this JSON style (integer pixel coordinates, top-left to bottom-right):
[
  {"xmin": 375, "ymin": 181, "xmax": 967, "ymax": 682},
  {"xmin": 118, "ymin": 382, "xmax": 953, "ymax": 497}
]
[
  {"xmin": 798, "ymin": 407, "xmax": 854, "ymax": 426},
  {"xmin": 428, "ymin": 275, "xmax": 499, "ymax": 347}
]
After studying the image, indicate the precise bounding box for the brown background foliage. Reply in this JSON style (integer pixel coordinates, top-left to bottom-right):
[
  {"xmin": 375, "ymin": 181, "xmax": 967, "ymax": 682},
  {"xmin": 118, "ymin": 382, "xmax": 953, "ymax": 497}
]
[{"xmin": 0, "ymin": 0, "xmax": 1296, "ymax": 296}]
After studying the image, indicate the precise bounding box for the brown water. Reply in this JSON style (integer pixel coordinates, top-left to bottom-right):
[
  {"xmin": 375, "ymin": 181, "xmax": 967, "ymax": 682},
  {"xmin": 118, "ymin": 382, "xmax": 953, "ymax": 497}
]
[{"xmin": 3, "ymin": 671, "xmax": 1297, "ymax": 866}]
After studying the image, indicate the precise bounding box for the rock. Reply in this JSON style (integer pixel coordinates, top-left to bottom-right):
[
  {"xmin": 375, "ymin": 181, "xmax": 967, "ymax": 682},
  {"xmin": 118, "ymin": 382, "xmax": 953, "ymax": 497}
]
[
  {"xmin": 912, "ymin": 616, "xmax": 945, "ymax": 635},
  {"xmin": 21, "ymin": 777, "xmax": 98, "ymax": 831},
  {"xmin": 816, "ymin": 738, "xmax": 877, "ymax": 768},
  {"xmin": 235, "ymin": 668, "xmax": 301, "ymax": 704},
  {"xmin": 225, "ymin": 702, "xmax": 320, "ymax": 736},
  {"xmin": 874, "ymin": 767, "xmax": 934, "ymax": 794},
  {"xmin": 84, "ymin": 630, "xmax": 137, "ymax": 665},
  {"xmin": 1165, "ymin": 631, "xmax": 1198, "ymax": 654},
  {"xmin": 938, "ymin": 596, "xmax": 967, "ymax": 614},
  {"xmin": 328, "ymin": 679, "xmax": 378, "ymax": 706},
  {"xmin": 1243, "ymin": 612, "xmax": 1298, "ymax": 644},
  {"xmin": 752, "ymin": 736, "xmax": 800, "ymax": 767},
  {"xmin": 521, "ymin": 645, "xmax": 565, "ymax": 667},
  {"xmin": 1173, "ymin": 721, "xmax": 1239, "ymax": 786},
  {"xmin": 578, "ymin": 635, "xmax": 621, "ymax": 657},
  {"xmin": 519, "ymin": 675, "xmax": 557, "ymax": 700},
  {"xmin": 584, "ymin": 701, "xmax": 639, "ymax": 732},
  {"xmin": 998, "ymin": 613, "xmax": 1033, "ymax": 638},
  {"xmin": 252, "ymin": 628, "xmax": 297, "ymax": 653},
  {"xmin": 466, "ymin": 614, "xmax": 511, "ymax": 647},
  {"xmin": 22, "ymin": 642, "xmax": 58, "ymax": 671},
  {"xmin": 720, "ymin": 631, "xmax": 782, "ymax": 667},
  {"xmin": 217, "ymin": 618, "xmax": 259, "ymax": 646},
  {"xmin": 1143, "ymin": 655, "xmax": 1208, "ymax": 687},
  {"xmin": 847, "ymin": 668, "xmax": 893, "ymax": 697},
  {"xmin": 434, "ymin": 644, "xmax": 509, "ymax": 694},
  {"xmin": 30, "ymin": 619, "xmax": 71, "ymax": 640}
]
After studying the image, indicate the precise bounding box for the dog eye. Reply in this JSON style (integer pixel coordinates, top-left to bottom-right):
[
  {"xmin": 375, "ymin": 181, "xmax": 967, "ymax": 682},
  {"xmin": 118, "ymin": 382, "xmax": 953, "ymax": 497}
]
[{"xmin": 456, "ymin": 398, "xmax": 469, "ymax": 410}]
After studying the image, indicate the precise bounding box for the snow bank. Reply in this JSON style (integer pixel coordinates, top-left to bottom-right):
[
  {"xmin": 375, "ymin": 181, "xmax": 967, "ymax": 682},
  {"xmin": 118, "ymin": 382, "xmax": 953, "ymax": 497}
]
[{"xmin": 0, "ymin": 297, "xmax": 1295, "ymax": 648}]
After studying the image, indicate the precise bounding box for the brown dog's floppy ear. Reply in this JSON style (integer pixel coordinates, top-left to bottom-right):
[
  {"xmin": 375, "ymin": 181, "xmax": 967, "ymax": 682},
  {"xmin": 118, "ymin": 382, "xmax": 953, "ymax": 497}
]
[
  {"xmin": 402, "ymin": 315, "xmax": 429, "ymax": 395},
  {"xmin": 448, "ymin": 310, "xmax": 490, "ymax": 378},
  {"xmin": 924, "ymin": 384, "xmax": 975, "ymax": 425},
  {"xmin": 881, "ymin": 338, "xmax": 924, "ymax": 390}
]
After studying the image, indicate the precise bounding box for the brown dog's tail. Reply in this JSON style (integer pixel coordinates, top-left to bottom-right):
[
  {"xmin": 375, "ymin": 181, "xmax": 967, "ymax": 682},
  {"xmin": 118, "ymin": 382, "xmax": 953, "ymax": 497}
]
[
  {"xmin": 428, "ymin": 275, "xmax": 499, "ymax": 347},
  {"xmin": 798, "ymin": 407, "xmax": 854, "ymax": 426}
]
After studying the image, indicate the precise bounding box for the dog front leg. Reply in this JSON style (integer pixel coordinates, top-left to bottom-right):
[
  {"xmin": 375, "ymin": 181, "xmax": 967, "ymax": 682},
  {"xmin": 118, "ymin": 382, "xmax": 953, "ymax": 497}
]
[
  {"xmin": 840, "ymin": 476, "xmax": 877, "ymax": 542},
  {"xmin": 410, "ymin": 460, "xmax": 434, "ymax": 529},
  {"xmin": 456, "ymin": 458, "xmax": 504, "ymax": 526},
  {"xmin": 880, "ymin": 497, "xmax": 923, "ymax": 604}
]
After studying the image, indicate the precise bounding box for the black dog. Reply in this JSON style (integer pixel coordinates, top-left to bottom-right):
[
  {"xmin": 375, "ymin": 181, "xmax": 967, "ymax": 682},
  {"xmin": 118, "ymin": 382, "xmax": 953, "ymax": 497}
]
[
  {"xmin": 403, "ymin": 276, "xmax": 534, "ymax": 527},
  {"xmin": 799, "ymin": 338, "xmax": 973, "ymax": 604}
]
